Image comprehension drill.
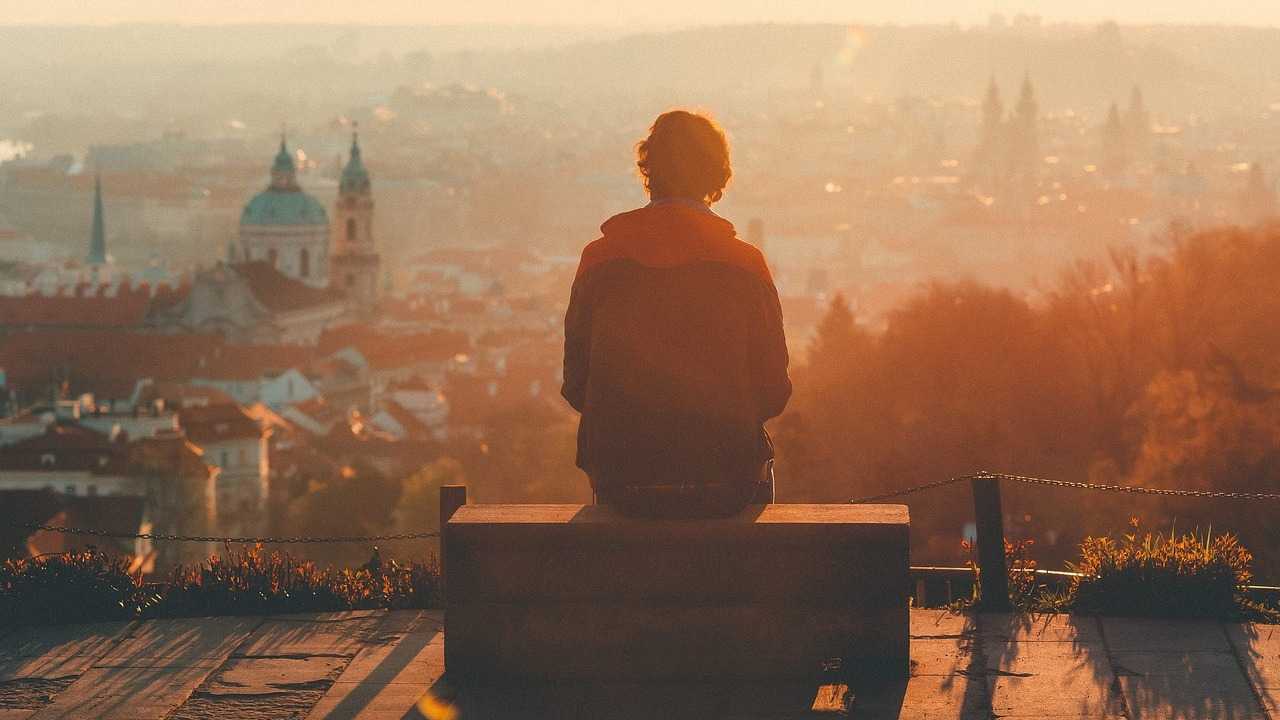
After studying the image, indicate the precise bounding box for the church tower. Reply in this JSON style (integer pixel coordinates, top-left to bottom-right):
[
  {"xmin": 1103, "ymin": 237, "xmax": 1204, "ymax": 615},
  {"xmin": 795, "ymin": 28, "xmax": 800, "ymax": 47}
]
[
  {"xmin": 1008, "ymin": 73, "xmax": 1040, "ymax": 182},
  {"xmin": 330, "ymin": 130, "xmax": 380, "ymax": 313},
  {"xmin": 87, "ymin": 174, "xmax": 106, "ymax": 266},
  {"xmin": 972, "ymin": 75, "xmax": 1005, "ymax": 184}
]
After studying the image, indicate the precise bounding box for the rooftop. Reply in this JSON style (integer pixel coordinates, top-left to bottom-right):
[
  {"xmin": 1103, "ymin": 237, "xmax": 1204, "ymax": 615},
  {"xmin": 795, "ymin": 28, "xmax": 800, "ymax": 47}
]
[{"xmin": 0, "ymin": 609, "xmax": 1275, "ymax": 719}]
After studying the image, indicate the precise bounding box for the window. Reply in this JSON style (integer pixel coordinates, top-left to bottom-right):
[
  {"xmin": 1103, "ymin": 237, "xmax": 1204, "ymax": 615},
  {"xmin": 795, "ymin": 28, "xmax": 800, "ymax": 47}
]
[
  {"xmin": 300, "ymin": 247, "xmax": 310, "ymax": 277},
  {"xmin": 40, "ymin": 453, "xmax": 55, "ymax": 467},
  {"xmin": 346, "ymin": 273, "xmax": 356, "ymax": 288},
  {"xmin": 346, "ymin": 218, "xmax": 358, "ymax": 244},
  {"xmin": 238, "ymin": 448, "xmax": 248, "ymax": 466},
  {"xmin": 64, "ymin": 484, "xmax": 76, "ymax": 495},
  {"xmin": 87, "ymin": 484, "xmax": 98, "ymax": 497},
  {"xmin": 220, "ymin": 449, "xmax": 229, "ymax": 467}
]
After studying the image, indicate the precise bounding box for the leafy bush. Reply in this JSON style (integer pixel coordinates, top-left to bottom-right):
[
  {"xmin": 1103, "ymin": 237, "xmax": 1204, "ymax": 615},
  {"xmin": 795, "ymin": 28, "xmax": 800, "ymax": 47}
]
[
  {"xmin": 154, "ymin": 545, "xmax": 441, "ymax": 617},
  {"xmin": 1066, "ymin": 524, "xmax": 1274, "ymax": 620},
  {"xmin": 955, "ymin": 537, "xmax": 1066, "ymax": 612},
  {"xmin": 0, "ymin": 545, "xmax": 441, "ymax": 628},
  {"xmin": 0, "ymin": 549, "xmax": 144, "ymax": 626}
]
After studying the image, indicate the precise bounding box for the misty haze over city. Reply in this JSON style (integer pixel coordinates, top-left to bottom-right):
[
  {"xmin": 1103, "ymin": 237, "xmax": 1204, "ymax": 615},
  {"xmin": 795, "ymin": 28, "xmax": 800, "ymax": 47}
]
[{"xmin": 3, "ymin": 4, "xmax": 1280, "ymax": 608}]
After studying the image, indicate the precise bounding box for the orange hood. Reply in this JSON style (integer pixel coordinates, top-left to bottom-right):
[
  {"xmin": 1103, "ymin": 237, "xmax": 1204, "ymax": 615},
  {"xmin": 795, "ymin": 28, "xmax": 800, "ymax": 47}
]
[{"xmin": 577, "ymin": 204, "xmax": 771, "ymax": 285}]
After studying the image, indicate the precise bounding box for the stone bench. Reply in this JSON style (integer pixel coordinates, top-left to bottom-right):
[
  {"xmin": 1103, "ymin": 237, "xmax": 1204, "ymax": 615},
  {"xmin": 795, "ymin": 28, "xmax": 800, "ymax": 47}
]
[{"xmin": 443, "ymin": 502, "xmax": 910, "ymax": 681}]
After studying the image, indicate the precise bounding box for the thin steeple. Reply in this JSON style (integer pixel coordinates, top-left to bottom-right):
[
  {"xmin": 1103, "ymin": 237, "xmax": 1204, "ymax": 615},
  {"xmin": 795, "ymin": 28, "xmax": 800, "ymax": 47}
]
[
  {"xmin": 87, "ymin": 174, "xmax": 106, "ymax": 265},
  {"xmin": 340, "ymin": 124, "xmax": 371, "ymax": 195},
  {"xmin": 270, "ymin": 130, "xmax": 299, "ymax": 191}
]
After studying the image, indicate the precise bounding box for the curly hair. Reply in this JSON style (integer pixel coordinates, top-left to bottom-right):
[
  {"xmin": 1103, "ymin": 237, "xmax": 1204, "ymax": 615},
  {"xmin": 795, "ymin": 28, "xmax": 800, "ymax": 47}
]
[{"xmin": 636, "ymin": 110, "xmax": 732, "ymax": 204}]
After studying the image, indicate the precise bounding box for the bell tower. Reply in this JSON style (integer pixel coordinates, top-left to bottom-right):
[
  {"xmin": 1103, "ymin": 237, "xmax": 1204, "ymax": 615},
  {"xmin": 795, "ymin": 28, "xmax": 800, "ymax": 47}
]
[{"xmin": 331, "ymin": 128, "xmax": 380, "ymax": 314}]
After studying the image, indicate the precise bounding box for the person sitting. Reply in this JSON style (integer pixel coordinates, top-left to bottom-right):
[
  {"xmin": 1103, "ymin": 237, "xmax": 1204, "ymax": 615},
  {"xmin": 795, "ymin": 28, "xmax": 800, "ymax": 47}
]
[{"xmin": 561, "ymin": 109, "xmax": 791, "ymax": 519}]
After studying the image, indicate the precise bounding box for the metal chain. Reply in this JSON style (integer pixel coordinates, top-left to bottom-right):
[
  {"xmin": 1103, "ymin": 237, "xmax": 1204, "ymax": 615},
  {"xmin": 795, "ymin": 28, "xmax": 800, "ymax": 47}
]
[
  {"xmin": 15, "ymin": 469, "xmax": 1278, "ymax": 539},
  {"xmin": 851, "ymin": 470, "xmax": 1280, "ymax": 504},
  {"xmin": 12, "ymin": 523, "xmax": 440, "ymax": 544},
  {"xmin": 990, "ymin": 471, "xmax": 1280, "ymax": 501},
  {"xmin": 849, "ymin": 475, "xmax": 969, "ymax": 504}
]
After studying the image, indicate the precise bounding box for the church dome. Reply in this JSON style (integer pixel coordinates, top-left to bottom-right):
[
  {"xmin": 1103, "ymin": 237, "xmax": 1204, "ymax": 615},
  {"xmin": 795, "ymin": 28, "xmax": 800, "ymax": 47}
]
[
  {"xmin": 241, "ymin": 189, "xmax": 328, "ymax": 226},
  {"xmin": 241, "ymin": 136, "xmax": 328, "ymax": 227}
]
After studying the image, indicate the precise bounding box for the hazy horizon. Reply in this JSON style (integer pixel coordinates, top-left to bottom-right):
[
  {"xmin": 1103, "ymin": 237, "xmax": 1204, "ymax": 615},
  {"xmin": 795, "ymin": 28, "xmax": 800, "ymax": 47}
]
[{"xmin": 5, "ymin": 0, "xmax": 1280, "ymax": 28}]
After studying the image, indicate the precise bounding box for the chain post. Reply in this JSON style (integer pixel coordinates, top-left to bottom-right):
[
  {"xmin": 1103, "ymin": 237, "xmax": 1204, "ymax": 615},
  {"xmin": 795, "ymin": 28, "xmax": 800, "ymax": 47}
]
[{"xmin": 971, "ymin": 473, "xmax": 1012, "ymax": 611}]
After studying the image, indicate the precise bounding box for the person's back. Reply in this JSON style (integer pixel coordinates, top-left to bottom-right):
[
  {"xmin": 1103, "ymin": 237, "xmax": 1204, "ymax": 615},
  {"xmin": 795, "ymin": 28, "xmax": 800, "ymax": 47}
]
[{"xmin": 562, "ymin": 110, "xmax": 791, "ymax": 518}]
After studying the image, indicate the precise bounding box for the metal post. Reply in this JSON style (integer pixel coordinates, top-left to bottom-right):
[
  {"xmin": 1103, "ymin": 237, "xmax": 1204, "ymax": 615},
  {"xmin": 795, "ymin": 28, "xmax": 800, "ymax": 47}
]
[
  {"xmin": 971, "ymin": 474, "xmax": 1011, "ymax": 611},
  {"xmin": 439, "ymin": 484, "xmax": 467, "ymax": 584}
]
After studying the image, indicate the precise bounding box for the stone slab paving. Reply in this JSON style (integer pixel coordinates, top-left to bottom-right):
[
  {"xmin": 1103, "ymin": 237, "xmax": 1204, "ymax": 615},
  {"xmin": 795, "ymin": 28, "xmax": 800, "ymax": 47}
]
[
  {"xmin": 0, "ymin": 621, "xmax": 136, "ymax": 716},
  {"xmin": 304, "ymin": 610, "xmax": 444, "ymax": 720},
  {"xmin": 1228, "ymin": 622, "xmax": 1280, "ymax": 717},
  {"xmin": 982, "ymin": 613, "xmax": 1123, "ymax": 718},
  {"xmin": 0, "ymin": 621, "xmax": 135, "ymax": 681},
  {"xmin": 169, "ymin": 610, "xmax": 391, "ymax": 720},
  {"xmin": 235, "ymin": 610, "xmax": 384, "ymax": 660},
  {"xmin": 26, "ymin": 617, "xmax": 261, "ymax": 720},
  {"xmin": 1103, "ymin": 617, "xmax": 1267, "ymax": 720},
  {"xmin": 4, "ymin": 610, "xmax": 1280, "ymax": 719}
]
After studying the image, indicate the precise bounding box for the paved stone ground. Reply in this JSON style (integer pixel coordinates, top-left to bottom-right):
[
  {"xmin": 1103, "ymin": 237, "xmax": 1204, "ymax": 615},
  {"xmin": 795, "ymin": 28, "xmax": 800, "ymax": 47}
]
[{"xmin": 0, "ymin": 610, "xmax": 1275, "ymax": 719}]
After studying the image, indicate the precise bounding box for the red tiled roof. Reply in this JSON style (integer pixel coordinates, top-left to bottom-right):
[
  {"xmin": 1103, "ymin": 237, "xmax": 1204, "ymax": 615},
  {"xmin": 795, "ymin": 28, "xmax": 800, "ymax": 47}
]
[
  {"xmin": 232, "ymin": 261, "xmax": 345, "ymax": 313},
  {"xmin": 0, "ymin": 331, "xmax": 224, "ymax": 392},
  {"xmin": 0, "ymin": 422, "xmax": 128, "ymax": 473},
  {"xmin": 195, "ymin": 344, "xmax": 313, "ymax": 380},
  {"xmin": 0, "ymin": 287, "xmax": 154, "ymax": 328},
  {"xmin": 317, "ymin": 325, "xmax": 470, "ymax": 371},
  {"xmin": 177, "ymin": 404, "xmax": 262, "ymax": 443},
  {"xmin": 136, "ymin": 381, "xmax": 237, "ymax": 408}
]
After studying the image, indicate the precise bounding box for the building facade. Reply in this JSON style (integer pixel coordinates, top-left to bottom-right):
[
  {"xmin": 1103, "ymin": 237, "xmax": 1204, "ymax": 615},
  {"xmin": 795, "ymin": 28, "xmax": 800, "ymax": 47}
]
[
  {"xmin": 330, "ymin": 132, "xmax": 381, "ymax": 315},
  {"xmin": 236, "ymin": 138, "xmax": 330, "ymax": 288}
]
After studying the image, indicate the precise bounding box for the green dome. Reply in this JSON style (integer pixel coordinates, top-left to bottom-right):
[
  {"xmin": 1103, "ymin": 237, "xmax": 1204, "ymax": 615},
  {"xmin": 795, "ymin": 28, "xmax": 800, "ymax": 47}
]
[{"xmin": 241, "ymin": 189, "xmax": 328, "ymax": 226}]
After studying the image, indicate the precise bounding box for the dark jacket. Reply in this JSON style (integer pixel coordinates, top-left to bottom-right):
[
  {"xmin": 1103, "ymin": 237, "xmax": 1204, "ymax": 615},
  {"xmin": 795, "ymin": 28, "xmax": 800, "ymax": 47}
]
[{"xmin": 562, "ymin": 202, "xmax": 791, "ymax": 491}]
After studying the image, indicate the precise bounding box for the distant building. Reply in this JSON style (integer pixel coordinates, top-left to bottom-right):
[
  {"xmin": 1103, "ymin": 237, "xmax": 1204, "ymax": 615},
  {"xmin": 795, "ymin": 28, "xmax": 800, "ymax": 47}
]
[
  {"xmin": 970, "ymin": 73, "xmax": 1040, "ymax": 188},
  {"xmin": 177, "ymin": 403, "xmax": 269, "ymax": 537},
  {"xmin": 149, "ymin": 134, "xmax": 382, "ymax": 343},
  {"xmin": 330, "ymin": 131, "xmax": 381, "ymax": 315},
  {"xmin": 147, "ymin": 261, "xmax": 346, "ymax": 344},
  {"xmin": 235, "ymin": 137, "xmax": 330, "ymax": 288},
  {"xmin": 0, "ymin": 421, "xmax": 216, "ymax": 566}
]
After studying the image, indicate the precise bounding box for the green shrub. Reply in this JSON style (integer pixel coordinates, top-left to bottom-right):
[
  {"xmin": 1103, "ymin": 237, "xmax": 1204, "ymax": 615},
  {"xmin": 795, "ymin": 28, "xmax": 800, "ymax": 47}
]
[
  {"xmin": 1066, "ymin": 525, "xmax": 1273, "ymax": 620},
  {"xmin": 0, "ymin": 548, "xmax": 144, "ymax": 626},
  {"xmin": 0, "ymin": 545, "xmax": 441, "ymax": 628}
]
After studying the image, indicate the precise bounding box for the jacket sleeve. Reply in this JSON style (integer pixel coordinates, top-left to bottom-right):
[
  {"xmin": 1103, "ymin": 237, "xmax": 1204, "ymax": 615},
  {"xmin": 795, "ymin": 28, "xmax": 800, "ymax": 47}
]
[
  {"xmin": 561, "ymin": 274, "xmax": 591, "ymax": 413},
  {"xmin": 751, "ymin": 278, "xmax": 792, "ymax": 421}
]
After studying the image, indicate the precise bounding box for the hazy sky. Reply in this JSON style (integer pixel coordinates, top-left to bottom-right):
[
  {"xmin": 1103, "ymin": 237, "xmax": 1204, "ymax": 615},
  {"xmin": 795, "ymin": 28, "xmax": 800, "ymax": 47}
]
[{"xmin": 4, "ymin": 0, "xmax": 1280, "ymax": 27}]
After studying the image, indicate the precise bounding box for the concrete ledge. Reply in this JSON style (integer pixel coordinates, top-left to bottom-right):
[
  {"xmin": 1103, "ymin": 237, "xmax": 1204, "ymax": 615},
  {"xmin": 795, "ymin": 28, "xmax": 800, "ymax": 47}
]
[{"xmin": 444, "ymin": 503, "xmax": 910, "ymax": 681}]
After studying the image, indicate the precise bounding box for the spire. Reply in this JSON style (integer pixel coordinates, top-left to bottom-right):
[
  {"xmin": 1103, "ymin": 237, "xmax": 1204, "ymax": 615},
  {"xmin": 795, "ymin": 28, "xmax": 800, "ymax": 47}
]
[
  {"xmin": 1102, "ymin": 101, "xmax": 1129, "ymax": 175},
  {"xmin": 981, "ymin": 74, "xmax": 1004, "ymax": 126},
  {"xmin": 273, "ymin": 132, "xmax": 295, "ymax": 173},
  {"xmin": 269, "ymin": 131, "xmax": 299, "ymax": 191},
  {"xmin": 87, "ymin": 174, "xmax": 106, "ymax": 265},
  {"xmin": 340, "ymin": 124, "xmax": 371, "ymax": 195},
  {"xmin": 1126, "ymin": 84, "xmax": 1151, "ymax": 147},
  {"xmin": 1015, "ymin": 71, "xmax": 1038, "ymax": 124}
]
